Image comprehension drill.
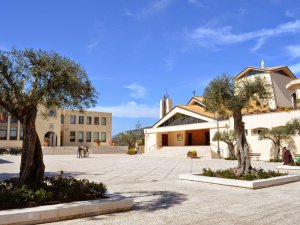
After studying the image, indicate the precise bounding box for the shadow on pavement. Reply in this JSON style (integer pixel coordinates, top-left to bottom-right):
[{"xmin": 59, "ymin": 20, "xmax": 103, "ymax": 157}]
[
  {"xmin": 0, "ymin": 158, "xmax": 13, "ymax": 164},
  {"xmin": 115, "ymin": 191, "xmax": 187, "ymax": 212}
]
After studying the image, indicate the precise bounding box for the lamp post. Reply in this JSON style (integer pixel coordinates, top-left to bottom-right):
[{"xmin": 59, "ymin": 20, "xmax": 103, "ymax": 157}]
[{"xmin": 216, "ymin": 112, "xmax": 221, "ymax": 159}]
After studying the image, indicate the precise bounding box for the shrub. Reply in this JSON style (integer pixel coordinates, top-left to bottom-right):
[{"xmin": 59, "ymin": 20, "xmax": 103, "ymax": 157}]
[
  {"xmin": 127, "ymin": 148, "xmax": 136, "ymax": 155},
  {"xmin": 187, "ymin": 150, "xmax": 197, "ymax": 158},
  {"xmin": 224, "ymin": 156, "xmax": 237, "ymax": 160},
  {"xmin": 270, "ymin": 158, "xmax": 283, "ymax": 162},
  {"xmin": 200, "ymin": 168, "xmax": 285, "ymax": 181},
  {"xmin": 0, "ymin": 176, "xmax": 106, "ymax": 210}
]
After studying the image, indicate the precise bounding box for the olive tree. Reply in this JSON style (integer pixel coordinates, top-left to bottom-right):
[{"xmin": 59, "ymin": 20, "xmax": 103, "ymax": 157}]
[
  {"xmin": 258, "ymin": 126, "xmax": 293, "ymax": 160},
  {"xmin": 212, "ymin": 130, "xmax": 236, "ymax": 159},
  {"xmin": 0, "ymin": 49, "xmax": 97, "ymax": 185},
  {"xmin": 203, "ymin": 74, "xmax": 271, "ymax": 176}
]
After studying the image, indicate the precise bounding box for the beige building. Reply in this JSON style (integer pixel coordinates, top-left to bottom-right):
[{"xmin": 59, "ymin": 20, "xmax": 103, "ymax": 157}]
[
  {"xmin": 0, "ymin": 108, "xmax": 112, "ymax": 148},
  {"xmin": 145, "ymin": 65, "xmax": 300, "ymax": 161}
]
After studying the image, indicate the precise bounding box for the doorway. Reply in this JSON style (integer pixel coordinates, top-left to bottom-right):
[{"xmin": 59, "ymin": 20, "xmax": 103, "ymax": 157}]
[
  {"xmin": 187, "ymin": 133, "xmax": 192, "ymax": 146},
  {"xmin": 162, "ymin": 134, "xmax": 168, "ymax": 146}
]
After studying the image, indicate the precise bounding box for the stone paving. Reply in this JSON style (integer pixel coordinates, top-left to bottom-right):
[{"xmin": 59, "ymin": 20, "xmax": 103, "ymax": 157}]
[{"xmin": 1, "ymin": 153, "xmax": 300, "ymax": 225}]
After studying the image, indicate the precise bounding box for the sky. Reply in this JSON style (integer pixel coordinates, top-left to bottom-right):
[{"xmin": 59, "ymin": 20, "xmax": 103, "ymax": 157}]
[{"xmin": 1, "ymin": 0, "xmax": 300, "ymax": 135}]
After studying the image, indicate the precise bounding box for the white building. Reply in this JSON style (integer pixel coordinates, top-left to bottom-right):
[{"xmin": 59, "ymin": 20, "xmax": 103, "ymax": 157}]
[{"xmin": 144, "ymin": 65, "xmax": 300, "ymax": 160}]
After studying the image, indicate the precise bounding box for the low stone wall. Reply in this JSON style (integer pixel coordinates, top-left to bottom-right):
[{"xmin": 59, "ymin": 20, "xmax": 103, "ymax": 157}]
[{"xmin": 43, "ymin": 146, "xmax": 128, "ymax": 155}]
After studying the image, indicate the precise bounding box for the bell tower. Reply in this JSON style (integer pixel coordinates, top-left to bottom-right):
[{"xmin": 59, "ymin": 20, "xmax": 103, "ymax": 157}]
[{"xmin": 160, "ymin": 93, "xmax": 172, "ymax": 119}]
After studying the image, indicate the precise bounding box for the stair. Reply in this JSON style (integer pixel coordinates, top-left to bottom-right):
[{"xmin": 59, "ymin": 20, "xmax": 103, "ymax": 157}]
[{"xmin": 144, "ymin": 146, "xmax": 212, "ymax": 158}]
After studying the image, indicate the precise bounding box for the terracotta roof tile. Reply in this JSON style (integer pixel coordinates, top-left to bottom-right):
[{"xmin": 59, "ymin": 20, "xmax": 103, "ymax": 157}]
[{"xmin": 177, "ymin": 105, "xmax": 215, "ymax": 119}]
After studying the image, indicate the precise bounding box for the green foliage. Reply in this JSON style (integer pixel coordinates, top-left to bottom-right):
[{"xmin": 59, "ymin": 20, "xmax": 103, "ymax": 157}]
[
  {"xmin": 113, "ymin": 129, "xmax": 144, "ymax": 148},
  {"xmin": 0, "ymin": 176, "xmax": 106, "ymax": 210},
  {"xmin": 224, "ymin": 156, "xmax": 237, "ymax": 160},
  {"xmin": 0, "ymin": 48, "xmax": 98, "ymax": 120},
  {"xmin": 127, "ymin": 148, "xmax": 136, "ymax": 155},
  {"xmin": 286, "ymin": 118, "xmax": 300, "ymax": 135},
  {"xmin": 270, "ymin": 158, "xmax": 283, "ymax": 162},
  {"xmin": 203, "ymin": 74, "xmax": 272, "ymax": 115},
  {"xmin": 258, "ymin": 126, "xmax": 293, "ymax": 143},
  {"xmin": 187, "ymin": 150, "xmax": 197, "ymax": 158},
  {"xmin": 212, "ymin": 130, "xmax": 236, "ymax": 143},
  {"xmin": 201, "ymin": 168, "xmax": 285, "ymax": 180}
]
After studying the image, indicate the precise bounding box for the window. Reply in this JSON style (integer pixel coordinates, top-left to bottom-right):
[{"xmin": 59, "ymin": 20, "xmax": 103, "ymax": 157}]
[
  {"xmin": 101, "ymin": 117, "xmax": 106, "ymax": 125},
  {"xmin": 20, "ymin": 126, "xmax": 23, "ymax": 140},
  {"xmin": 86, "ymin": 132, "xmax": 91, "ymax": 142},
  {"xmin": 94, "ymin": 117, "xmax": 99, "ymax": 125},
  {"xmin": 251, "ymin": 128, "xmax": 267, "ymax": 135},
  {"xmin": 86, "ymin": 116, "xmax": 92, "ymax": 125},
  {"xmin": 79, "ymin": 116, "xmax": 84, "ymax": 124},
  {"xmin": 70, "ymin": 115, "xmax": 76, "ymax": 124},
  {"xmin": 48, "ymin": 109, "xmax": 57, "ymax": 117},
  {"xmin": 78, "ymin": 131, "xmax": 84, "ymax": 142},
  {"xmin": 70, "ymin": 131, "xmax": 75, "ymax": 142},
  {"xmin": 101, "ymin": 132, "xmax": 106, "ymax": 142},
  {"xmin": 0, "ymin": 126, "xmax": 7, "ymax": 140},
  {"xmin": 94, "ymin": 132, "xmax": 99, "ymax": 141},
  {"xmin": 10, "ymin": 117, "xmax": 18, "ymax": 123},
  {"xmin": 10, "ymin": 127, "xmax": 18, "ymax": 140},
  {"xmin": 61, "ymin": 115, "xmax": 64, "ymax": 124}
]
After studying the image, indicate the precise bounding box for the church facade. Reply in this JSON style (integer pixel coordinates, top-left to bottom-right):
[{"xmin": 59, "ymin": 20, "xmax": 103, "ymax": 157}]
[{"xmin": 144, "ymin": 65, "xmax": 300, "ymax": 161}]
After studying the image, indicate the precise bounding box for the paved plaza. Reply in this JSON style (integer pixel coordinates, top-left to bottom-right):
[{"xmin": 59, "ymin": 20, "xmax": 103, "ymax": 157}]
[{"xmin": 1, "ymin": 152, "xmax": 300, "ymax": 225}]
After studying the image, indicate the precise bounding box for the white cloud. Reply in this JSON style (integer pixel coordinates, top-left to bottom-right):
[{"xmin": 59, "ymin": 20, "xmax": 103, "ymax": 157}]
[
  {"xmin": 285, "ymin": 45, "xmax": 300, "ymax": 58},
  {"xmin": 91, "ymin": 101, "xmax": 159, "ymax": 118},
  {"xmin": 289, "ymin": 62, "xmax": 300, "ymax": 74},
  {"xmin": 124, "ymin": 0, "xmax": 173, "ymax": 19},
  {"xmin": 187, "ymin": 20, "xmax": 300, "ymax": 51},
  {"xmin": 87, "ymin": 41, "xmax": 100, "ymax": 53},
  {"xmin": 125, "ymin": 83, "xmax": 146, "ymax": 98}
]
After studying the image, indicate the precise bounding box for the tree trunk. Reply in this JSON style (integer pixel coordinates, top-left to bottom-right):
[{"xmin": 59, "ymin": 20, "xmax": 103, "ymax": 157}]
[
  {"xmin": 233, "ymin": 110, "xmax": 252, "ymax": 176},
  {"xmin": 227, "ymin": 143, "xmax": 235, "ymax": 158},
  {"xmin": 19, "ymin": 108, "xmax": 45, "ymax": 185},
  {"xmin": 274, "ymin": 142, "xmax": 281, "ymax": 160}
]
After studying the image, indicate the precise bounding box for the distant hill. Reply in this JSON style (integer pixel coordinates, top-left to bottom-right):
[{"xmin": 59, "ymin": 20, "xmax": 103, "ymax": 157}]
[{"xmin": 113, "ymin": 127, "xmax": 149, "ymax": 147}]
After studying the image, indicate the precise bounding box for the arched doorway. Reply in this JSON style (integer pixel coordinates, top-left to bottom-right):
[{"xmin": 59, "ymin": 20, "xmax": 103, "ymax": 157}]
[{"xmin": 44, "ymin": 132, "xmax": 57, "ymax": 147}]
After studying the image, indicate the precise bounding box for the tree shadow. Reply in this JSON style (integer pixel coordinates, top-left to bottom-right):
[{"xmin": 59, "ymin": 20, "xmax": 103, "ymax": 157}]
[
  {"xmin": 114, "ymin": 191, "xmax": 187, "ymax": 212},
  {"xmin": 0, "ymin": 158, "xmax": 13, "ymax": 164}
]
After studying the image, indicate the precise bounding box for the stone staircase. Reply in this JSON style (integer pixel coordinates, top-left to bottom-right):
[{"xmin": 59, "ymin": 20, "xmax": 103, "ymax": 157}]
[
  {"xmin": 43, "ymin": 146, "xmax": 128, "ymax": 155},
  {"xmin": 143, "ymin": 146, "xmax": 212, "ymax": 158}
]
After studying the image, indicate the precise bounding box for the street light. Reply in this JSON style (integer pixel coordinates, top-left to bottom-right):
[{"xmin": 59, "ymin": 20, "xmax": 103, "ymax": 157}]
[{"xmin": 216, "ymin": 112, "xmax": 221, "ymax": 159}]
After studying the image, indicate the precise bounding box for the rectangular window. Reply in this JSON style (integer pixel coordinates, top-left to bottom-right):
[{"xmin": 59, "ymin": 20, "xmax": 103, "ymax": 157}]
[
  {"xmin": 20, "ymin": 126, "xmax": 23, "ymax": 140},
  {"xmin": 101, "ymin": 117, "xmax": 106, "ymax": 125},
  {"xmin": 79, "ymin": 116, "xmax": 84, "ymax": 124},
  {"xmin": 86, "ymin": 132, "xmax": 91, "ymax": 142},
  {"xmin": 61, "ymin": 115, "xmax": 64, "ymax": 124},
  {"xmin": 94, "ymin": 117, "xmax": 99, "ymax": 125},
  {"xmin": 101, "ymin": 132, "xmax": 106, "ymax": 142},
  {"xmin": 10, "ymin": 117, "xmax": 18, "ymax": 123},
  {"xmin": 0, "ymin": 126, "xmax": 7, "ymax": 140},
  {"xmin": 78, "ymin": 131, "xmax": 84, "ymax": 142},
  {"xmin": 86, "ymin": 116, "xmax": 92, "ymax": 125},
  {"xmin": 94, "ymin": 132, "xmax": 99, "ymax": 142},
  {"xmin": 10, "ymin": 127, "xmax": 18, "ymax": 140},
  {"xmin": 70, "ymin": 115, "xmax": 76, "ymax": 124},
  {"xmin": 70, "ymin": 131, "xmax": 75, "ymax": 142}
]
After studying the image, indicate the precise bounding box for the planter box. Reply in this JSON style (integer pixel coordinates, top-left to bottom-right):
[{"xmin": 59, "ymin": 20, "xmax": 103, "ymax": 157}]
[
  {"xmin": 0, "ymin": 194, "xmax": 133, "ymax": 225},
  {"xmin": 277, "ymin": 165, "xmax": 300, "ymax": 173},
  {"xmin": 179, "ymin": 174, "xmax": 300, "ymax": 189}
]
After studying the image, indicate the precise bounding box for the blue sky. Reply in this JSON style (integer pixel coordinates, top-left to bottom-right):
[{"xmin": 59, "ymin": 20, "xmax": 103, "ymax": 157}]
[{"xmin": 1, "ymin": 0, "xmax": 300, "ymax": 135}]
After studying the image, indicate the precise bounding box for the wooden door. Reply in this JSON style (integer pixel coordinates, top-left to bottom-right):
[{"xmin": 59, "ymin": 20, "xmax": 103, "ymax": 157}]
[{"xmin": 162, "ymin": 134, "xmax": 168, "ymax": 146}]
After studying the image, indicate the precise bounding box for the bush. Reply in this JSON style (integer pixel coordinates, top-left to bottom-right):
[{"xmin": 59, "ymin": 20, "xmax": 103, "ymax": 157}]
[
  {"xmin": 224, "ymin": 156, "xmax": 237, "ymax": 160},
  {"xmin": 187, "ymin": 150, "xmax": 197, "ymax": 158},
  {"xmin": 270, "ymin": 158, "xmax": 283, "ymax": 162},
  {"xmin": 127, "ymin": 148, "xmax": 136, "ymax": 155},
  {"xmin": 201, "ymin": 168, "xmax": 285, "ymax": 181},
  {"xmin": 0, "ymin": 176, "xmax": 106, "ymax": 210}
]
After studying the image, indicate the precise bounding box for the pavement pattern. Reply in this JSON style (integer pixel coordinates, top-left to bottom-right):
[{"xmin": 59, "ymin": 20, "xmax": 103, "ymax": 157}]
[{"xmin": 1, "ymin": 152, "xmax": 300, "ymax": 225}]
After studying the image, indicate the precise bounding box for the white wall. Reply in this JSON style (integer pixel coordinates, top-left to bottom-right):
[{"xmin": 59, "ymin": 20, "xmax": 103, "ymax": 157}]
[{"xmin": 271, "ymin": 72, "xmax": 293, "ymax": 108}]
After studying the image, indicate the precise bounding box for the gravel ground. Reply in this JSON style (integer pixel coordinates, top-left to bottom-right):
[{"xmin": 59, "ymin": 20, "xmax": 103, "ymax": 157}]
[{"xmin": 1, "ymin": 153, "xmax": 299, "ymax": 225}]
